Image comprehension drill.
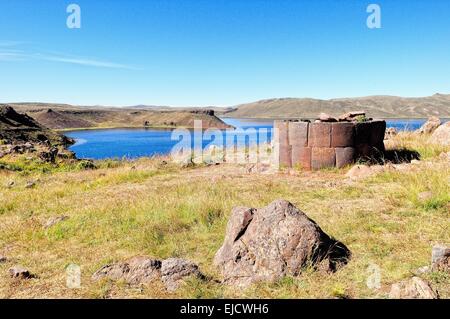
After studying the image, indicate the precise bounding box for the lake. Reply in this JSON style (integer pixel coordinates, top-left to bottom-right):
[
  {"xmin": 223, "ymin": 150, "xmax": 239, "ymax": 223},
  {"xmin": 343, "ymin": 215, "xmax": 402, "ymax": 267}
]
[{"xmin": 66, "ymin": 118, "xmax": 431, "ymax": 160}]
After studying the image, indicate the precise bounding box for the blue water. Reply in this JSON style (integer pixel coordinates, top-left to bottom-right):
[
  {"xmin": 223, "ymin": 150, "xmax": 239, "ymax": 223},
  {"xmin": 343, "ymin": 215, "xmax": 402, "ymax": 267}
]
[{"xmin": 66, "ymin": 118, "xmax": 430, "ymax": 160}]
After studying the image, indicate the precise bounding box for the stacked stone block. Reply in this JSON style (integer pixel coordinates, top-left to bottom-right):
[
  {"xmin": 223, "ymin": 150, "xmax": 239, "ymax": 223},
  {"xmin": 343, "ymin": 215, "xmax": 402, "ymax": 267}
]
[{"xmin": 274, "ymin": 119, "xmax": 386, "ymax": 170}]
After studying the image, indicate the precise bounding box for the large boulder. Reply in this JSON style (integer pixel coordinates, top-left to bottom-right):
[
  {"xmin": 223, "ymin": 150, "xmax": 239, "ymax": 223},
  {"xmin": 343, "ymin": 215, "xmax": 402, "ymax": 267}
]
[
  {"xmin": 418, "ymin": 116, "xmax": 441, "ymax": 134},
  {"xmin": 429, "ymin": 122, "xmax": 450, "ymax": 146},
  {"xmin": 214, "ymin": 200, "xmax": 351, "ymax": 286}
]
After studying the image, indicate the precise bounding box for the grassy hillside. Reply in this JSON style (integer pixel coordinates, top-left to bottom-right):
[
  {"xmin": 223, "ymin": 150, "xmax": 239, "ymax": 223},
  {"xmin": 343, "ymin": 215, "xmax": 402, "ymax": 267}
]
[
  {"xmin": 6, "ymin": 104, "xmax": 232, "ymax": 130},
  {"xmin": 0, "ymin": 133, "xmax": 448, "ymax": 298},
  {"xmin": 224, "ymin": 94, "xmax": 450, "ymax": 119}
]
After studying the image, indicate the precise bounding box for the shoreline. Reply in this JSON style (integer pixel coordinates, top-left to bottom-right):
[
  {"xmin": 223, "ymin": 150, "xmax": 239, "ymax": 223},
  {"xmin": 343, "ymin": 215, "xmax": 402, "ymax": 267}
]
[
  {"xmin": 58, "ymin": 124, "xmax": 235, "ymax": 133},
  {"xmin": 57, "ymin": 117, "xmax": 450, "ymax": 133},
  {"xmin": 221, "ymin": 116, "xmax": 450, "ymax": 120}
]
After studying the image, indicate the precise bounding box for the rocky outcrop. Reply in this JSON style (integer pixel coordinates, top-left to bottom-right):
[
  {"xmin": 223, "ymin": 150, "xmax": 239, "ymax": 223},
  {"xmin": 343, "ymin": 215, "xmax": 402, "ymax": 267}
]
[
  {"xmin": 0, "ymin": 105, "xmax": 73, "ymax": 147},
  {"xmin": 92, "ymin": 256, "xmax": 204, "ymax": 291},
  {"xmin": 0, "ymin": 105, "xmax": 79, "ymax": 166},
  {"xmin": 429, "ymin": 122, "xmax": 450, "ymax": 146},
  {"xmin": 214, "ymin": 199, "xmax": 351, "ymax": 286},
  {"xmin": 418, "ymin": 116, "xmax": 441, "ymax": 134},
  {"xmin": 389, "ymin": 277, "xmax": 438, "ymax": 299},
  {"xmin": 0, "ymin": 143, "xmax": 76, "ymax": 163},
  {"xmin": 190, "ymin": 109, "xmax": 215, "ymax": 116}
]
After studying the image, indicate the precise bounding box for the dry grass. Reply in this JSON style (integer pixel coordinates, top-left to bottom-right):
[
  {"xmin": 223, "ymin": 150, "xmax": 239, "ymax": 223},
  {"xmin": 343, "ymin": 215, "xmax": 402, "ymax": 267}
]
[{"xmin": 0, "ymin": 134, "xmax": 449, "ymax": 299}]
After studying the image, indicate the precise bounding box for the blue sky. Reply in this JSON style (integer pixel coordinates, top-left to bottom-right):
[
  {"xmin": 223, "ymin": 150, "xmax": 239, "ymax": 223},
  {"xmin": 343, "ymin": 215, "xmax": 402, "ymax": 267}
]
[{"xmin": 1, "ymin": 0, "xmax": 450, "ymax": 107}]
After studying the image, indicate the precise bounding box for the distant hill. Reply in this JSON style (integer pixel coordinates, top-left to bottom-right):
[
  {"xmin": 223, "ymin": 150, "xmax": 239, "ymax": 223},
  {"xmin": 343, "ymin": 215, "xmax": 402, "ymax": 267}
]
[
  {"xmin": 7, "ymin": 103, "xmax": 232, "ymax": 130},
  {"xmin": 125, "ymin": 104, "xmax": 234, "ymax": 114},
  {"xmin": 0, "ymin": 105, "xmax": 73, "ymax": 145},
  {"xmin": 223, "ymin": 94, "xmax": 450, "ymax": 119},
  {"xmin": 32, "ymin": 109, "xmax": 94, "ymax": 129}
]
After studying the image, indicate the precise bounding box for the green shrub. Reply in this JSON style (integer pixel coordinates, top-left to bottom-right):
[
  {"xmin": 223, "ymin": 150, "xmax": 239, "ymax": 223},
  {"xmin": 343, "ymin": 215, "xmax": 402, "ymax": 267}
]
[{"xmin": 76, "ymin": 160, "xmax": 97, "ymax": 170}]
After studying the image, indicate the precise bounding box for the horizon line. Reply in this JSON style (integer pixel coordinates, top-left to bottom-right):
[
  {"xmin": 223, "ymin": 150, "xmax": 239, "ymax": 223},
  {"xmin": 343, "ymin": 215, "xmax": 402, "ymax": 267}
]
[{"xmin": 2, "ymin": 92, "xmax": 450, "ymax": 109}]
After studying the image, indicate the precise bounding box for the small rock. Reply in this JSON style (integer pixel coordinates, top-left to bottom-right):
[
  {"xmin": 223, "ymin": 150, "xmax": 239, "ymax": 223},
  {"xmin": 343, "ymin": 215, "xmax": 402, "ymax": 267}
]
[
  {"xmin": 338, "ymin": 111, "xmax": 366, "ymax": 122},
  {"xmin": 44, "ymin": 215, "xmax": 69, "ymax": 229},
  {"xmin": 0, "ymin": 255, "xmax": 7, "ymax": 263},
  {"xmin": 431, "ymin": 244, "xmax": 449, "ymax": 273},
  {"xmin": 25, "ymin": 181, "xmax": 36, "ymax": 189},
  {"xmin": 345, "ymin": 165, "xmax": 374, "ymax": 180},
  {"xmin": 318, "ymin": 113, "xmax": 337, "ymax": 122},
  {"xmin": 389, "ymin": 277, "xmax": 438, "ymax": 299},
  {"xmin": 38, "ymin": 146, "xmax": 59, "ymax": 163},
  {"xmin": 418, "ymin": 116, "xmax": 441, "ymax": 134},
  {"xmin": 410, "ymin": 159, "xmax": 420, "ymax": 165},
  {"xmin": 415, "ymin": 266, "xmax": 430, "ymax": 275},
  {"xmin": 9, "ymin": 265, "xmax": 32, "ymax": 279},
  {"xmin": 7, "ymin": 181, "xmax": 15, "ymax": 187}
]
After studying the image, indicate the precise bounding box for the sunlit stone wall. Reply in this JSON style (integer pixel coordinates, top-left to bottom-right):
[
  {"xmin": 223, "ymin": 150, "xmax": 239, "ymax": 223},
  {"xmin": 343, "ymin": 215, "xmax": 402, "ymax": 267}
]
[{"xmin": 274, "ymin": 119, "xmax": 386, "ymax": 170}]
